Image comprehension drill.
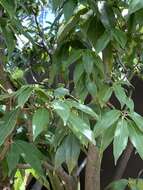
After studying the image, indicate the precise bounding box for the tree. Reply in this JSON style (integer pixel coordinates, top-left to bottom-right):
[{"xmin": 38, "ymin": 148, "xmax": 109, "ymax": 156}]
[{"xmin": 0, "ymin": 0, "xmax": 143, "ymax": 189}]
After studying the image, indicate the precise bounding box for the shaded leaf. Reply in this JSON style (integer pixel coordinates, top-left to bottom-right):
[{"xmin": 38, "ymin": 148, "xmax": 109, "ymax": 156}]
[
  {"xmin": 55, "ymin": 135, "xmax": 80, "ymax": 173},
  {"xmin": 1, "ymin": 25, "xmax": 15, "ymax": 56},
  {"xmin": 16, "ymin": 140, "xmax": 44, "ymax": 175},
  {"xmin": 95, "ymin": 31, "xmax": 111, "ymax": 53},
  {"xmin": 100, "ymin": 124, "xmax": 115, "ymax": 153},
  {"xmin": 113, "ymin": 29, "xmax": 127, "ymax": 48},
  {"xmin": 0, "ymin": 109, "xmax": 19, "ymax": 146},
  {"xmin": 7, "ymin": 143, "xmax": 20, "ymax": 174},
  {"xmin": 0, "ymin": 0, "xmax": 16, "ymax": 17},
  {"xmin": 129, "ymin": 0, "xmax": 143, "ymax": 15},
  {"xmin": 105, "ymin": 179, "xmax": 128, "ymax": 190}
]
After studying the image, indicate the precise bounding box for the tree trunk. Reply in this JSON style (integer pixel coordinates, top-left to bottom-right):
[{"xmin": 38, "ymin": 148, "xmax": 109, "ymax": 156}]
[{"xmin": 85, "ymin": 144, "xmax": 101, "ymax": 190}]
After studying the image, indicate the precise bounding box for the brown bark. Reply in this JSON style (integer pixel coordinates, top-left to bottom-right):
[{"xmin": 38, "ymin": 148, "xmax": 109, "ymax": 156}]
[{"xmin": 85, "ymin": 144, "xmax": 101, "ymax": 190}]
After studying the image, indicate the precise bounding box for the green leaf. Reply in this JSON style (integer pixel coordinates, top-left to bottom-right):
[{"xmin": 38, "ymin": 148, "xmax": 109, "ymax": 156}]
[
  {"xmin": 68, "ymin": 112, "xmax": 95, "ymax": 144},
  {"xmin": 0, "ymin": 0, "xmax": 16, "ymax": 17},
  {"xmin": 100, "ymin": 124, "xmax": 115, "ymax": 153},
  {"xmin": 94, "ymin": 110, "xmax": 121, "ymax": 137},
  {"xmin": 95, "ymin": 31, "xmax": 111, "ymax": 53},
  {"xmin": 16, "ymin": 86, "xmax": 33, "ymax": 107},
  {"xmin": 1, "ymin": 25, "xmax": 15, "ymax": 57},
  {"xmin": 64, "ymin": 49, "xmax": 82, "ymax": 67},
  {"xmin": 86, "ymin": 81, "xmax": 97, "ymax": 98},
  {"xmin": 112, "ymin": 29, "xmax": 127, "ymax": 48},
  {"xmin": 83, "ymin": 52, "xmax": 93, "ymax": 74},
  {"xmin": 105, "ymin": 179, "xmax": 128, "ymax": 190},
  {"xmin": 63, "ymin": 0, "xmax": 76, "ymax": 21},
  {"xmin": 128, "ymin": 121, "xmax": 143, "ymax": 159},
  {"xmin": 32, "ymin": 108, "xmax": 49, "ymax": 140},
  {"xmin": 113, "ymin": 84, "xmax": 127, "ymax": 108},
  {"xmin": 57, "ymin": 6, "xmax": 87, "ymax": 42},
  {"xmin": 0, "ymin": 109, "xmax": 19, "ymax": 146},
  {"xmin": 113, "ymin": 119, "xmax": 129, "ymax": 164},
  {"xmin": 55, "ymin": 135, "xmax": 80, "ymax": 173},
  {"xmin": 66, "ymin": 99, "xmax": 98, "ymax": 119},
  {"xmin": 129, "ymin": 112, "xmax": 143, "ymax": 132},
  {"xmin": 129, "ymin": 0, "xmax": 143, "ymax": 15},
  {"xmin": 54, "ymin": 87, "xmax": 69, "ymax": 98},
  {"xmin": 74, "ymin": 63, "xmax": 84, "ymax": 84},
  {"xmin": 16, "ymin": 140, "xmax": 44, "ymax": 175},
  {"xmin": 7, "ymin": 143, "xmax": 20, "ymax": 174},
  {"xmin": 65, "ymin": 135, "xmax": 80, "ymax": 173},
  {"xmin": 53, "ymin": 100, "xmax": 70, "ymax": 126}
]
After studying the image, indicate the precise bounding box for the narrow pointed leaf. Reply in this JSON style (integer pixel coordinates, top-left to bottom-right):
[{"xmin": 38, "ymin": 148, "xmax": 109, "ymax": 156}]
[
  {"xmin": 32, "ymin": 108, "xmax": 49, "ymax": 140},
  {"xmin": 53, "ymin": 100, "xmax": 70, "ymax": 126},
  {"xmin": 66, "ymin": 99, "xmax": 98, "ymax": 119},
  {"xmin": 128, "ymin": 121, "xmax": 143, "ymax": 159},
  {"xmin": 68, "ymin": 112, "xmax": 95, "ymax": 144},
  {"xmin": 0, "ymin": 109, "xmax": 19, "ymax": 146},
  {"xmin": 16, "ymin": 140, "xmax": 44, "ymax": 175},
  {"xmin": 129, "ymin": 112, "xmax": 143, "ymax": 132},
  {"xmin": 129, "ymin": 0, "xmax": 143, "ymax": 15},
  {"xmin": 113, "ymin": 119, "xmax": 129, "ymax": 164},
  {"xmin": 94, "ymin": 109, "xmax": 121, "ymax": 137},
  {"xmin": 95, "ymin": 31, "xmax": 111, "ymax": 53}
]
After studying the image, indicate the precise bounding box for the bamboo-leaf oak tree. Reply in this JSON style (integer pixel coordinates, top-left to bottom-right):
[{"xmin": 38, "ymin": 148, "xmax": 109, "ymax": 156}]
[{"xmin": 0, "ymin": 0, "xmax": 143, "ymax": 190}]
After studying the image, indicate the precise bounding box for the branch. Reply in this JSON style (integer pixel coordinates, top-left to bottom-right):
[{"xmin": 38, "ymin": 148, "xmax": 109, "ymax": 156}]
[
  {"xmin": 113, "ymin": 141, "xmax": 134, "ymax": 181},
  {"xmin": 74, "ymin": 158, "xmax": 87, "ymax": 177}
]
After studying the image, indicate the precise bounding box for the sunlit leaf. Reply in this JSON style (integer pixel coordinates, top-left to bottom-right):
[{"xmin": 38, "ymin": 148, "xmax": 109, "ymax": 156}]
[
  {"xmin": 32, "ymin": 108, "xmax": 49, "ymax": 140},
  {"xmin": 113, "ymin": 119, "xmax": 129, "ymax": 164}
]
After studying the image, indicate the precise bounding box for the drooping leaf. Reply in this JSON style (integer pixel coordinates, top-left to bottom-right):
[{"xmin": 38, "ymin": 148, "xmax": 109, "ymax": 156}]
[
  {"xmin": 16, "ymin": 140, "xmax": 44, "ymax": 175},
  {"xmin": 86, "ymin": 81, "xmax": 97, "ymax": 98},
  {"xmin": 53, "ymin": 100, "xmax": 70, "ymax": 126},
  {"xmin": 113, "ymin": 119, "xmax": 129, "ymax": 164},
  {"xmin": 83, "ymin": 52, "xmax": 93, "ymax": 74},
  {"xmin": 1, "ymin": 25, "xmax": 15, "ymax": 56},
  {"xmin": 32, "ymin": 108, "xmax": 49, "ymax": 140},
  {"xmin": 7, "ymin": 143, "xmax": 20, "ymax": 174},
  {"xmin": 100, "ymin": 124, "xmax": 115, "ymax": 153},
  {"xmin": 112, "ymin": 29, "xmax": 127, "ymax": 48},
  {"xmin": 94, "ymin": 109, "xmax": 121, "ymax": 137},
  {"xmin": 0, "ymin": 108, "xmax": 19, "ymax": 146},
  {"xmin": 55, "ymin": 134, "xmax": 80, "ymax": 173},
  {"xmin": 129, "ymin": 0, "xmax": 143, "ymax": 15},
  {"xmin": 15, "ymin": 86, "xmax": 33, "ymax": 107},
  {"xmin": 0, "ymin": 0, "xmax": 16, "ymax": 17},
  {"xmin": 95, "ymin": 31, "xmax": 111, "ymax": 53},
  {"xmin": 68, "ymin": 112, "xmax": 95, "ymax": 144},
  {"xmin": 54, "ymin": 87, "xmax": 69, "ymax": 98},
  {"xmin": 113, "ymin": 84, "xmax": 127, "ymax": 108},
  {"xmin": 63, "ymin": 0, "xmax": 76, "ymax": 21},
  {"xmin": 129, "ymin": 112, "xmax": 143, "ymax": 132},
  {"xmin": 66, "ymin": 99, "xmax": 98, "ymax": 119},
  {"xmin": 57, "ymin": 6, "xmax": 87, "ymax": 42},
  {"xmin": 128, "ymin": 121, "xmax": 143, "ymax": 159},
  {"xmin": 74, "ymin": 63, "xmax": 84, "ymax": 84}
]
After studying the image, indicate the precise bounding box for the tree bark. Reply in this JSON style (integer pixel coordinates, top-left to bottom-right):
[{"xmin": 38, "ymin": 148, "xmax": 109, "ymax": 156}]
[{"xmin": 85, "ymin": 144, "xmax": 101, "ymax": 190}]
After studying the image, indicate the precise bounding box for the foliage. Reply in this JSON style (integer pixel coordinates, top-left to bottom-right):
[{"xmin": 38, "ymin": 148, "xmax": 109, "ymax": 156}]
[{"xmin": 1, "ymin": 0, "xmax": 143, "ymax": 189}]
